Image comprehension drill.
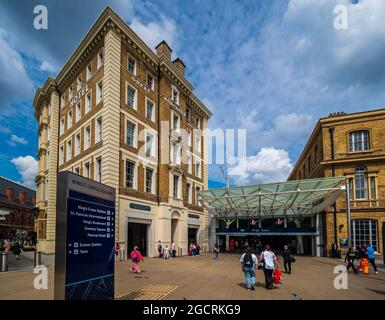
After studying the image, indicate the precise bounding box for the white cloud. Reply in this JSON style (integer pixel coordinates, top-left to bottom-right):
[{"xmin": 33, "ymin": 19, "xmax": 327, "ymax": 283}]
[
  {"xmin": 0, "ymin": 29, "xmax": 34, "ymax": 111},
  {"xmin": 232, "ymin": 147, "xmax": 294, "ymax": 185},
  {"xmin": 10, "ymin": 156, "xmax": 37, "ymax": 189},
  {"xmin": 129, "ymin": 16, "xmax": 178, "ymax": 52},
  {"xmin": 8, "ymin": 134, "xmax": 28, "ymax": 146},
  {"xmin": 40, "ymin": 60, "xmax": 58, "ymax": 73}
]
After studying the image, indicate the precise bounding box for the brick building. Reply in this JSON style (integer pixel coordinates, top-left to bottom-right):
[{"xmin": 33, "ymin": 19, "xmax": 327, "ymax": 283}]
[
  {"xmin": 33, "ymin": 7, "xmax": 211, "ymax": 255},
  {"xmin": 0, "ymin": 177, "xmax": 36, "ymax": 241},
  {"xmin": 288, "ymin": 109, "xmax": 385, "ymax": 261}
]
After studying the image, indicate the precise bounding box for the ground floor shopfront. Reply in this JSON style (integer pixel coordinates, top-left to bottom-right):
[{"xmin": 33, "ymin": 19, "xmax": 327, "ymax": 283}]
[{"xmin": 118, "ymin": 197, "xmax": 208, "ymax": 258}]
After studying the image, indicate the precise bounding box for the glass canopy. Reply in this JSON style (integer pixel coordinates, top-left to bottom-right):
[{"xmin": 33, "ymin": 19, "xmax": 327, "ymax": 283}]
[{"xmin": 198, "ymin": 177, "xmax": 346, "ymax": 218}]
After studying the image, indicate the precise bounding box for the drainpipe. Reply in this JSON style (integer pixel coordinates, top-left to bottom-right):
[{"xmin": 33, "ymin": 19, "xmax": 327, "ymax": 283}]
[{"xmin": 329, "ymin": 127, "xmax": 338, "ymax": 246}]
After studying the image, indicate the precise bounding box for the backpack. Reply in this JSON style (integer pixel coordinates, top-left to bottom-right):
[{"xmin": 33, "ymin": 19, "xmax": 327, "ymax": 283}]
[{"xmin": 243, "ymin": 253, "xmax": 254, "ymax": 268}]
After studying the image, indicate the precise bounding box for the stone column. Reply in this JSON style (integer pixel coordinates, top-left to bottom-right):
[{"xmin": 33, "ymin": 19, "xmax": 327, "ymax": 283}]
[{"xmin": 102, "ymin": 29, "xmax": 121, "ymax": 243}]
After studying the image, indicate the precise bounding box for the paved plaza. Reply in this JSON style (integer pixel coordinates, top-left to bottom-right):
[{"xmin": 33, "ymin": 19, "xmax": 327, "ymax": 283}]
[{"xmin": 0, "ymin": 253, "xmax": 384, "ymax": 300}]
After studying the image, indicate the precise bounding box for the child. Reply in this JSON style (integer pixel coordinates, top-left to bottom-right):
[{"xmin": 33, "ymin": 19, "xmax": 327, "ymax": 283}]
[
  {"xmin": 129, "ymin": 246, "xmax": 144, "ymax": 273},
  {"xmin": 164, "ymin": 245, "xmax": 170, "ymax": 259}
]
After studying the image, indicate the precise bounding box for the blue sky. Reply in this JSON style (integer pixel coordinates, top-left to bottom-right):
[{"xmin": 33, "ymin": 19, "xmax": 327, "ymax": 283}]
[{"xmin": 1, "ymin": 0, "xmax": 385, "ymax": 189}]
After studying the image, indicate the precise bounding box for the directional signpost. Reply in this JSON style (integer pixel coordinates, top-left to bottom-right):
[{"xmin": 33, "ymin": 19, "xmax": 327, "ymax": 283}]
[{"xmin": 54, "ymin": 172, "xmax": 115, "ymax": 300}]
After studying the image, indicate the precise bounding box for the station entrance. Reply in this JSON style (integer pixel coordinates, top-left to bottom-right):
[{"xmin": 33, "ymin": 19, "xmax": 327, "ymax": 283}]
[
  {"xmin": 198, "ymin": 177, "xmax": 348, "ymax": 257},
  {"xmin": 127, "ymin": 222, "xmax": 147, "ymax": 256}
]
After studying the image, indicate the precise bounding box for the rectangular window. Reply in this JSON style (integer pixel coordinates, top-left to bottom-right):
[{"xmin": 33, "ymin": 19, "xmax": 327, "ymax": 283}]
[
  {"xmin": 84, "ymin": 162, "xmax": 90, "ymax": 178},
  {"xmin": 195, "ymin": 135, "xmax": 201, "ymax": 153},
  {"xmin": 86, "ymin": 63, "xmax": 92, "ymax": 80},
  {"xmin": 351, "ymin": 219, "xmax": 378, "ymax": 251},
  {"xmin": 86, "ymin": 92, "xmax": 91, "ymax": 113},
  {"xmin": 145, "ymin": 168, "xmax": 153, "ymax": 193},
  {"xmin": 195, "ymin": 159, "xmax": 201, "ymax": 178},
  {"xmin": 145, "ymin": 132, "xmax": 155, "ymax": 157},
  {"xmin": 95, "ymin": 158, "xmax": 102, "ymax": 183},
  {"xmin": 187, "ymin": 130, "xmax": 192, "ymax": 147},
  {"xmin": 66, "ymin": 140, "xmax": 72, "ymax": 161},
  {"xmin": 370, "ymin": 177, "xmax": 376, "ymax": 200},
  {"xmin": 126, "ymin": 121, "xmax": 136, "ymax": 147},
  {"xmin": 186, "ymin": 107, "xmax": 191, "ymax": 121},
  {"xmin": 85, "ymin": 126, "xmax": 91, "ymax": 149},
  {"xmin": 97, "ymin": 48, "xmax": 104, "ymax": 69},
  {"xmin": 172, "ymin": 143, "xmax": 181, "ymax": 164},
  {"xmin": 196, "ymin": 186, "xmax": 201, "ymax": 206},
  {"xmin": 128, "ymin": 56, "xmax": 136, "ymax": 74},
  {"xmin": 96, "ymin": 117, "xmax": 102, "ymax": 143},
  {"xmin": 186, "ymin": 182, "xmax": 192, "ymax": 203},
  {"xmin": 59, "ymin": 145, "xmax": 64, "ymax": 165},
  {"xmin": 186, "ymin": 154, "xmax": 192, "ymax": 174},
  {"xmin": 75, "ymin": 102, "xmax": 81, "ymax": 122},
  {"xmin": 75, "ymin": 167, "xmax": 80, "ymax": 175},
  {"xmin": 173, "ymin": 175, "xmax": 180, "ymax": 198},
  {"xmin": 60, "ymin": 118, "xmax": 64, "ymax": 135},
  {"xmin": 60, "ymin": 95, "xmax": 65, "ymax": 108},
  {"xmin": 146, "ymin": 99, "xmax": 154, "ymax": 121},
  {"xmin": 75, "ymin": 133, "xmax": 80, "ymax": 156},
  {"xmin": 68, "ymin": 111, "xmax": 73, "ymax": 129},
  {"xmin": 125, "ymin": 160, "xmax": 135, "ymax": 188},
  {"xmin": 47, "ymin": 125, "xmax": 51, "ymax": 141},
  {"xmin": 69, "ymin": 86, "xmax": 73, "ymax": 101},
  {"xmin": 172, "ymin": 87, "xmax": 179, "ymax": 105},
  {"xmin": 96, "ymin": 80, "xmax": 103, "ymax": 105},
  {"xmin": 77, "ymin": 76, "xmax": 82, "ymax": 92},
  {"xmin": 147, "ymin": 73, "xmax": 154, "ymax": 90},
  {"xmin": 173, "ymin": 113, "xmax": 180, "ymax": 131},
  {"xmin": 195, "ymin": 117, "xmax": 201, "ymax": 129},
  {"xmin": 127, "ymin": 85, "xmax": 136, "ymax": 109},
  {"xmin": 349, "ymin": 131, "xmax": 369, "ymax": 152}
]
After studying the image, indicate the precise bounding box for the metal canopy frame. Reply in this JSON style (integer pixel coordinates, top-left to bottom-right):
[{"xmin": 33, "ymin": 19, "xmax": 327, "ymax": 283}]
[{"xmin": 198, "ymin": 177, "xmax": 346, "ymax": 219}]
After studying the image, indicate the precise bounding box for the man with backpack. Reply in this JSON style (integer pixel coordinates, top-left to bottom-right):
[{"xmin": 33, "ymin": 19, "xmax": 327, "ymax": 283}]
[{"xmin": 240, "ymin": 247, "xmax": 257, "ymax": 290}]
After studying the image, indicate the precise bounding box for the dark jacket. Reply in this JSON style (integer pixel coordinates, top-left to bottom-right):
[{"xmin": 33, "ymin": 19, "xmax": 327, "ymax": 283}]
[{"xmin": 282, "ymin": 248, "xmax": 292, "ymax": 262}]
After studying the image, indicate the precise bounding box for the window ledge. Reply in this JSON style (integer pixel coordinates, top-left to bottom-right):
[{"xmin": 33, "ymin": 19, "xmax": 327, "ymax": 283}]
[{"xmin": 347, "ymin": 150, "xmax": 373, "ymax": 155}]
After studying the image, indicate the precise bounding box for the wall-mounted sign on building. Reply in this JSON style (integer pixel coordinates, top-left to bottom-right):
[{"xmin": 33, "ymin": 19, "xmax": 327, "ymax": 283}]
[{"xmin": 54, "ymin": 172, "xmax": 115, "ymax": 300}]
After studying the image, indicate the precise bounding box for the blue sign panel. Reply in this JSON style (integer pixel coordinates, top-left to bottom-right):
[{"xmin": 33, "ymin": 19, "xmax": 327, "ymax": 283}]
[{"xmin": 65, "ymin": 190, "xmax": 115, "ymax": 300}]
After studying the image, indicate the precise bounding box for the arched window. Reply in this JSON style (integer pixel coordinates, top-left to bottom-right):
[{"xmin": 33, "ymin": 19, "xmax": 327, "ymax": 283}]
[
  {"xmin": 351, "ymin": 219, "xmax": 378, "ymax": 251},
  {"xmin": 355, "ymin": 166, "xmax": 368, "ymax": 200},
  {"xmin": 349, "ymin": 130, "xmax": 369, "ymax": 152}
]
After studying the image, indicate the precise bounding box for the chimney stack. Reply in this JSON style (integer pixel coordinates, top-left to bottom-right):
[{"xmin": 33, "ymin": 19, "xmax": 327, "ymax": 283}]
[
  {"xmin": 173, "ymin": 58, "xmax": 186, "ymax": 75},
  {"xmin": 5, "ymin": 188, "xmax": 14, "ymax": 200},
  {"xmin": 155, "ymin": 40, "xmax": 172, "ymax": 60},
  {"xmin": 19, "ymin": 191, "xmax": 26, "ymax": 203}
]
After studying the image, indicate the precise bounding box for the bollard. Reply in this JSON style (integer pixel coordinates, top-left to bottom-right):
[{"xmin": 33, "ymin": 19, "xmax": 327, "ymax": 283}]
[
  {"xmin": 34, "ymin": 251, "xmax": 42, "ymax": 267},
  {"xmin": 1, "ymin": 252, "xmax": 8, "ymax": 272}
]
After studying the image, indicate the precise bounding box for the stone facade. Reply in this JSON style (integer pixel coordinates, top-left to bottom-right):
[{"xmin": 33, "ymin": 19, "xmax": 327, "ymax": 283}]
[
  {"xmin": 33, "ymin": 7, "xmax": 212, "ymax": 256},
  {"xmin": 288, "ymin": 110, "xmax": 385, "ymax": 260}
]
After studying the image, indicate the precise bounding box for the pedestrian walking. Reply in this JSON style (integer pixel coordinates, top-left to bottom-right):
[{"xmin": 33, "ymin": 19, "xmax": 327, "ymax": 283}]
[
  {"xmin": 157, "ymin": 240, "xmax": 163, "ymax": 258},
  {"xmin": 358, "ymin": 244, "xmax": 369, "ymax": 275},
  {"xmin": 240, "ymin": 247, "xmax": 257, "ymax": 290},
  {"xmin": 366, "ymin": 243, "xmax": 378, "ymax": 274},
  {"xmin": 282, "ymin": 244, "xmax": 293, "ymax": 274},
  {"xmin": 164, "ymin": 245, "xmax": 170, "ymax": 259},
  {"xmin": 213, "ymin": 243, "xmax": 220, "ymax": 259},
  {"xmin": 260, "ymin": 244, "xmax": 280, "ymax": 290},
  {"xmin": 331, "ymin": 242, "xmax": 339, "ymax": 258},
  {"xmin": 345, "ymin": 246, "xmax": 358, "ymax": 275},
  {"xmin": 114, "ymin": 242, "xmax": 121, "ymax": 262},
  {"xmin": 171, "ymin": 241, "xmax": 176, "ymax": 258},
  {"xmin": 129, "ymin": 246, "xmax": 144, "ymax": 273},
  {"xmin": 12, "ymin": 241, "xmax": 22, "ymax": 262},
  {"xmin": 4, "ymin": 239, "xmax": 11, "ymax": 253}
]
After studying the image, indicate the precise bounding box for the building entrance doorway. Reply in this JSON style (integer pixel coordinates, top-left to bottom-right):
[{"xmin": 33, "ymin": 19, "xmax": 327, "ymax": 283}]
[
  {"xmin": 188, "ymin": 227, "xmax": 198, "ymax": 244},
  {"xmin": 127, "ymin": 222, "xmax": 147, "ymax": 256}
]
